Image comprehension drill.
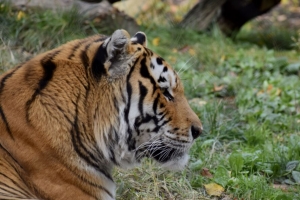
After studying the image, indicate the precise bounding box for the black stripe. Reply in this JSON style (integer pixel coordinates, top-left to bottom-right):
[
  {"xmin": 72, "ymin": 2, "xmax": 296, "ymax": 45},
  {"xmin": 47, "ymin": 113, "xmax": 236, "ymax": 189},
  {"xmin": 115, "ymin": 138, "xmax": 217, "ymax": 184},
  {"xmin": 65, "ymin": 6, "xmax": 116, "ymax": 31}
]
[
  {"xmin": 0, "ymin": 192, "xmax": 16, "ymax": 197},
  {"xmin": 0, "ymin": 146, "xmax": 34, "ymax": 198},
  {"xmin": 39, "ymin": 100, "xmax": 73, "ymax": 128},
  {"xmin": 0, "ymin": 66, "xmax": 21, "ymax": 89},
  {"xmin": 124, "ymin": 61, "xmax": 137, "ymax": 151},
  {"xmin": 144, "ymin": 48, "xmax": 153, "ymax": 56},
  {"xmin": 72, "ymin": 70, "xmax": 89, "ymax": 96},
  {"xmin": 163, "ymin": 89, "xmax": 174, "ymax": 101},
  {"xmin": 39, "ymin": 53, "xmax": 59, "ymax": 90},
  {"xmin": 25, "ymin": 50, "xmax": 60, "ymax": 123},
  {"xmin": 0, "ymin": 173, "xmax": 31, "ymax": 198},
  {"xmin": 135, "ymin": 111, "xmax": 170, "ymax": 134},
  {"xmin": 70, "ymin": 94, "xmax": 113, "ymax": 182},
  {"xmin": 113, "ymin": 96, "xmax": 119, "ymax": 113},
  {"xmin": 140, "ymin": 57, "xmax": 156, "ymax": 95},
  {"xmin": 91, "ymin": 43, "xmax": 107, "ymax": 81},
  {"xmin": 55, "ymin": 104, "xmax": 73, "ymax": 125},
  {"xmin": 94, "ymin": 35, "xmax": 108, "ymax": 43},
  {"xmin": 0, "ymin": 65, "xmax": 22, "ymax": 139},
  {"xmin": 81, "ymin": 43, "xmax": 92, "ymax": 69},
  {"xmin": 68, "ymin": 36, "xmax": 108, "ymax": 60},
  {"xmin": 109, "ymin": 146, "xmax": 118, "ymax": 166},
  {"xmin": 135, "ymin": 114, "xmax": 162, "ymax": 134},
  {"xmin": 69, "ymin": 167, "xmax": 114, "ymax": 199},
  {"xmin": 152, "ymin": 94, "xmax": 160, "ymax": 115},
  {"xmin": 124, "ymin": 62, "xmax": 136, "ymax": 121},
  {"xmin": 138, "ymin": 81, "xmax": 148, "ymax": 116},
  {"xmin": 158, "ymin": 112, "xmax": 168, "ymax": 122},
  {"xmin": 113, "ymin": 127, "xmax": 119, "ymax": 143},
  {"xmin": 158, "ymin": 76, "xmax": 166, "ymax": 83},
  {"xmin": 152, "ymin": 118, "xmax": 172, "ymax": 133},
  {"xmin": 71, "ymin": 120, "xmax": 111, "ymax": 181},
  {"xmin": 0, "ymin": 108, "xmax": 13, "ymax": 139},
  {"xmin": 0, "ymin": 185, "xmax": 20, "ymax": 197},
  {"xmin": 80, "ymin": 44, "xmax": 92, "ymax": 113},
  {"xmin": 0, "ymin": 143, "xmax": 24, "ymax": 171},
  {"xmin": 68, "ymin": 41, "xmax": 85, "ymax": 60},
  {"xmin": 156, "ymin": 57, "xmax": 163, "ymax": 65},
  {"xmin": 150, "ymin": 63, "xmax": 155, "ymax": 69},
  {"xmin": 163, "ymin": 66, "xmax": 168, "ymax": 72}
]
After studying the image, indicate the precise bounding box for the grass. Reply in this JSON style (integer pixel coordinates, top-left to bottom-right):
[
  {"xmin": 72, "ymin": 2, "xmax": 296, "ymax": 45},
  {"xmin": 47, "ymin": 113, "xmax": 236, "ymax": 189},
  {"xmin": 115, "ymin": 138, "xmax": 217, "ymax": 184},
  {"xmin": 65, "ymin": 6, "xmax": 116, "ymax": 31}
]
[{"xmin": 1, "ymin": 1, "xmax": 300, "ymax": 199}]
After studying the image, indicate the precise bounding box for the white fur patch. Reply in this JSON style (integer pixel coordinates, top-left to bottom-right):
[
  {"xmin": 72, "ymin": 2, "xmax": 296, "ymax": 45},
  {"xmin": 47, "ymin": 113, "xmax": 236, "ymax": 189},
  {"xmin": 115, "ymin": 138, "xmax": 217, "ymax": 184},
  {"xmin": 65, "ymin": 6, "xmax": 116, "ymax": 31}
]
[
  {"xmin": 150, "ymin": 57, "xmax": 176, "ymax": 95},
  {"xmin": 161, "ymin": 154, "xmax": 190, "ymax": 171}
]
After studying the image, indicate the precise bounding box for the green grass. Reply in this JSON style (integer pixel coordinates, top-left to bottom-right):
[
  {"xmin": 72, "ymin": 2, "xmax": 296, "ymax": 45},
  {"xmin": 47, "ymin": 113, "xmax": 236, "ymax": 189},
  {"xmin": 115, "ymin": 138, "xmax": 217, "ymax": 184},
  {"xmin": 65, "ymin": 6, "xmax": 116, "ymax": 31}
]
[{"xmin": 1, "ymin": 1, "xmax": 300, "ymax": 199}]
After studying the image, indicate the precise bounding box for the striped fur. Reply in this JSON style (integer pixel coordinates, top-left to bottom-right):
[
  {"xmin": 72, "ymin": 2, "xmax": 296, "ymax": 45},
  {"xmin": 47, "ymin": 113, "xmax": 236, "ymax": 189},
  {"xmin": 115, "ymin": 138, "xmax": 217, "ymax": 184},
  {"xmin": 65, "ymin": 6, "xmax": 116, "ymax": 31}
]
[{"xmin": 0, "ymin": 29, "xmax": 202, "ymax": 200}]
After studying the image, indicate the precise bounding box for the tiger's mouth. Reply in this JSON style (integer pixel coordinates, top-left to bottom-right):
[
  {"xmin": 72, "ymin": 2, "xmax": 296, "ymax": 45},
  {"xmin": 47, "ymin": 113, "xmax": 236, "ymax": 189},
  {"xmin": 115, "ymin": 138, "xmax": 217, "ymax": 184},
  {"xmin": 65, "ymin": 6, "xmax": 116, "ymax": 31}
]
[
  {"xmin": 134, "ymin": 139, "xmax": 190, "ymax": 164},
  {"xmin": 147, "ymin": 147, "xmax": 183, "ymax": 163}
]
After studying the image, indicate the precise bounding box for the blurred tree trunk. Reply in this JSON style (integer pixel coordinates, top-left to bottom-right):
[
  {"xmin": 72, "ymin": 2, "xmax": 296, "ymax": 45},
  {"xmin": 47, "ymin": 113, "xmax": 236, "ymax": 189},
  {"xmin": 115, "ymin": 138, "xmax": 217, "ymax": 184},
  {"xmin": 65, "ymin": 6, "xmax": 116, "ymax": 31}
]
[
  {"xmin": 180, "ymin": 0, "xmax": 281, "ymax": 36},
  {"xmin": 180, "ymin": 0, "xmax": 227, "ymax": 31}
]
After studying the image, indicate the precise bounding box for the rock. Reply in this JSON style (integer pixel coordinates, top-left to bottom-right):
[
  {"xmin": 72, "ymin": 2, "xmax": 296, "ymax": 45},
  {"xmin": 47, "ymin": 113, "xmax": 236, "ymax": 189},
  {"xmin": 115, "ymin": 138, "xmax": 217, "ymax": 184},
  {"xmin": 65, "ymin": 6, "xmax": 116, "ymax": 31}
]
[{"xmin": 10, "ymin": 0, "xmax": 139, "ymax": 35}]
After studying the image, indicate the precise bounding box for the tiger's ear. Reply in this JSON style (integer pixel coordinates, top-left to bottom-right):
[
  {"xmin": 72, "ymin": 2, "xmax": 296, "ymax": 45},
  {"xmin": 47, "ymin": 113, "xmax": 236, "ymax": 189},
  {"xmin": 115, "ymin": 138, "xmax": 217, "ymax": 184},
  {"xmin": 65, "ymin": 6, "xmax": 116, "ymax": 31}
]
[
  {"xmin": 131, "ymin": 32, "xmax": 147, "ymax": 47},
  {"xmin": 106, "ymin": 29, "xmax": 131, "ymax": 60}
]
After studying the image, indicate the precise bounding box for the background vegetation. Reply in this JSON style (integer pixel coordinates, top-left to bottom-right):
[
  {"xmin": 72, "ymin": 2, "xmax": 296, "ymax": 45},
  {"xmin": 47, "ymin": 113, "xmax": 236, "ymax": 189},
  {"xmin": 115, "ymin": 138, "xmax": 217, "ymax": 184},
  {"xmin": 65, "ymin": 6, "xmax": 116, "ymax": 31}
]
[{"xmin": 0, "ymin": 0, "xmax": 299, "ymax": 199}]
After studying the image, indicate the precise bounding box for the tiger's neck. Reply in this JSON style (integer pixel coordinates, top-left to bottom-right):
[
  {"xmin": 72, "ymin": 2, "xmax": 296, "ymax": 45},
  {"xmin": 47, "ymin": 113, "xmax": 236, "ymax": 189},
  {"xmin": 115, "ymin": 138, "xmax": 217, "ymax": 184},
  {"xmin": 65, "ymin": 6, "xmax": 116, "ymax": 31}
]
[{"xmin": 92, "ymin": 78, "xmax": 136, "ymax": 168}]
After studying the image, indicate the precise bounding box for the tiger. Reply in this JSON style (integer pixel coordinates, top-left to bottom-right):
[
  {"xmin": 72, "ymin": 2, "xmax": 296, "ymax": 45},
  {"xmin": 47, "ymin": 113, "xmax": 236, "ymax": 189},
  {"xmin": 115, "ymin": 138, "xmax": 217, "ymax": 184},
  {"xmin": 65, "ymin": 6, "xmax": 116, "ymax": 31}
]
[{"xmin": 0, "ymin": 29, "xmax": 202, "ymax": 200}]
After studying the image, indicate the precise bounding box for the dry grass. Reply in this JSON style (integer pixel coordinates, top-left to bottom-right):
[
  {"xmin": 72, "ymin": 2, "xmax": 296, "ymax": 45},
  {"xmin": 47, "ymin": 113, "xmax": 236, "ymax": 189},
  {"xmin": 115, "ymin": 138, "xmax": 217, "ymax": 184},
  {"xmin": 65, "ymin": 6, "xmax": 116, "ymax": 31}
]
[{"xmin": 115, "ymin": 160, "xmax": 208, "ymax": 200}]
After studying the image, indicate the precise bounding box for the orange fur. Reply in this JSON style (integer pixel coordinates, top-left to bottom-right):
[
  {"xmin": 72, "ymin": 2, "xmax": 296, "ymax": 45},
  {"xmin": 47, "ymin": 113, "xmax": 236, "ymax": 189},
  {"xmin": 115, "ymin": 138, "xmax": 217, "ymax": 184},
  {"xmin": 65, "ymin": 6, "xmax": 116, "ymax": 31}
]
[{"xmin": 0, "ymin": 30, "xmax": 202, "ymax": 200}]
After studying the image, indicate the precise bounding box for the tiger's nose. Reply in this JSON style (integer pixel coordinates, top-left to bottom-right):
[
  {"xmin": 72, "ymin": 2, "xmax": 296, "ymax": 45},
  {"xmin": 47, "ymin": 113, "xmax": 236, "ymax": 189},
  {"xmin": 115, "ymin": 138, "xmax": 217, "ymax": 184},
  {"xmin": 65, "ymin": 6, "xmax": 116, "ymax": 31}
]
[{"xmin": 191, "ymin": 125, "xmax": 202, "ymax": 140}]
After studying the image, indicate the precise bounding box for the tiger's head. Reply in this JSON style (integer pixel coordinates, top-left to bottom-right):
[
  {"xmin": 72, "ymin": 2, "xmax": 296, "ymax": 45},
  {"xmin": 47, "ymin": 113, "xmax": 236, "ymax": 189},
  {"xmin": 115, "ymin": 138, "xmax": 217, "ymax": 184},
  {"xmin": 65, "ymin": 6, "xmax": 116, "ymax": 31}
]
[{"xmin": 99, "ymin": 30, "xmax": 203, "ymax": 170}]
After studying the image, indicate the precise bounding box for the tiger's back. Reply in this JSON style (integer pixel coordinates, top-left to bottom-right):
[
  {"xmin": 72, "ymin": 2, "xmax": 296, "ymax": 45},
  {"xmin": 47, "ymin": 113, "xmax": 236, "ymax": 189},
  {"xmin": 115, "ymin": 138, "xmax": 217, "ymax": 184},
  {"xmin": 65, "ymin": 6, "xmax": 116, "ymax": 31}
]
[
  {"xmin": 0, "ymin": 34, "xmax": 116, "ymax": 200},
  {"xmin": 0, "ymin": 30, "xmax": 202, "ymax": 200}
]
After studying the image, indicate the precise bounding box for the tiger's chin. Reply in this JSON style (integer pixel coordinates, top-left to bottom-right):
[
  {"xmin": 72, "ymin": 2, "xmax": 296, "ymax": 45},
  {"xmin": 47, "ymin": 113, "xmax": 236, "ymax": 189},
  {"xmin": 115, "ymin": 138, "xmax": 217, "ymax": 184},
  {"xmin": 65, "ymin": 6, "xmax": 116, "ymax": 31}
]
[
  {"xmin": 160, "ymin": 154, "xmax": 190, "ymax": 171},
  {"xmin": 146, "ymin": 147, "xmax": 190, "ymax": 171}
]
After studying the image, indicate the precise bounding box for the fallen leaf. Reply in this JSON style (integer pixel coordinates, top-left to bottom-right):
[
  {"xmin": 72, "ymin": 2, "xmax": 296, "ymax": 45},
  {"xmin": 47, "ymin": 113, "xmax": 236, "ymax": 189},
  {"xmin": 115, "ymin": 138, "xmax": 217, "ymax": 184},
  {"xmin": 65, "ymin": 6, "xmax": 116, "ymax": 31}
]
[
  {"xmin": 273, "ymin": 184, "xmax": 288, "ymax": 191},
  {"xmin": 275, "ymin": 88, "xmax": 281, "ymax": 96},
  {"xmin": 17, "ymin": 11, "xmax": 26, "ymax": 20},
  {"xmin": 220, "ymin": 55, "xmax": 226, "ymax": 62},
  {"xmin": 201, "ymin": 168, "xmax": 213, "ymax": 178},
  {"xmin": 213, "ymin": 84, "xmax": 224, "ymax": 92},
  {"xmin": 188, "ymin": 48, "xmax": 196, "ymax": 56},
  {"xmin": 267, "ymin": 84, "xmax": 273, "ymax": 92},
  {"xmin": 204, "ymin": 183, "xmax": 224, "ymax": 196},
  {"xmin": 152, "ymin": 37, "xmax": 160, "ymax": 46}
]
